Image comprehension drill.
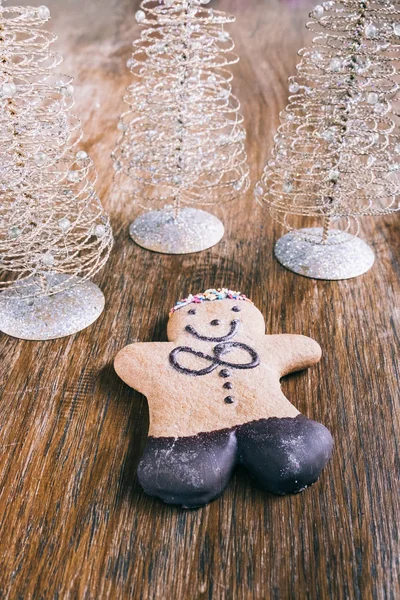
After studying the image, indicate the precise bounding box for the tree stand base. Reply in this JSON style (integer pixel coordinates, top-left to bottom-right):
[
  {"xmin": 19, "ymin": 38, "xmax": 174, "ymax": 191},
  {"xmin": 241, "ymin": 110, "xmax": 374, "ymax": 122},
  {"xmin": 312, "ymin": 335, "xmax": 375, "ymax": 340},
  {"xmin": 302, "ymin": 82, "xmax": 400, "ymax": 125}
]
[
  {"xmin": 0, "ymin": 274, "xmax": 105, "ymax": 340},
  {"xmin": 129, "ymin": 207, "xmax": 225, "ymax": 254},
  {"xmin": 274, "ymin": 227, "xmax": 375, "ymax": 280}
]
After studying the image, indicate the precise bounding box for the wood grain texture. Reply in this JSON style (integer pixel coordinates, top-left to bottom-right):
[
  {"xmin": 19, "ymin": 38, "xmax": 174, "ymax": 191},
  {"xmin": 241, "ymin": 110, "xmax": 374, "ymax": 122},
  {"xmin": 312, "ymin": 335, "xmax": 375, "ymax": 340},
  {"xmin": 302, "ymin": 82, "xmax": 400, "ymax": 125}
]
[{"xmin": 0, "ymin": 0, "xmax": 399, "ymax": 598}]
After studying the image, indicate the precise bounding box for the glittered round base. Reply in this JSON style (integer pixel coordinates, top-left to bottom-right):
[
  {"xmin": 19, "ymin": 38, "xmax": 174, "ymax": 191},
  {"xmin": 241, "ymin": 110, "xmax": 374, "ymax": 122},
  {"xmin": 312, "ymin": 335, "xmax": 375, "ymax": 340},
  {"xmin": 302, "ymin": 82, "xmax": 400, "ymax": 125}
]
[
  {"xmin": 129, "ymin": 207, "xmax": 225, "ymax": 254},
  {"xmin": 274, "ymin": 228, "xmax": 375, "ymax": 280},
  {"xmin": 0, "ymin": 275, "xmax": 105, "ymax": 340}
]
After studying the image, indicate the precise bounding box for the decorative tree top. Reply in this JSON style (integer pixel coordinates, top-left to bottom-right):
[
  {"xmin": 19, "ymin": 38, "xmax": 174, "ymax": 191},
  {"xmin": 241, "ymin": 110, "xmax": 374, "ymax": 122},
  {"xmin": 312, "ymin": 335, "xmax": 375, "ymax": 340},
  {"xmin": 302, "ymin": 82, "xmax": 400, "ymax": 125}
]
[
  {"xmin": 112, "ymin": 0, "xmax": 249, "ymax": 215},
  {"xmin": 256, "ymin": 0, "xmax": 400, "ymax": 241},
  {"xmin": 0, "ymin": 2, "xmax": 113, "ymax": 297}
]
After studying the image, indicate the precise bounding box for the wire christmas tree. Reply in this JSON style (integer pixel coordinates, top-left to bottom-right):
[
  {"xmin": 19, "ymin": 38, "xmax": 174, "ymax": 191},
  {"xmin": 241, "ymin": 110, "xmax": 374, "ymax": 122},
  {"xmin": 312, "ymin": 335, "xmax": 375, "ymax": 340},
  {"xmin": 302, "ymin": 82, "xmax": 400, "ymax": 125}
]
[
  {"xmin": 255, "ymin": 0, "xmax": 400, "ymax": 280},
  {"xmin": 112, "ymin": 0, "xmax": 249, "ymax": 254},
  {"xmin": 0, "ymin": 2, "xmax": 113, "ymax": 340}
]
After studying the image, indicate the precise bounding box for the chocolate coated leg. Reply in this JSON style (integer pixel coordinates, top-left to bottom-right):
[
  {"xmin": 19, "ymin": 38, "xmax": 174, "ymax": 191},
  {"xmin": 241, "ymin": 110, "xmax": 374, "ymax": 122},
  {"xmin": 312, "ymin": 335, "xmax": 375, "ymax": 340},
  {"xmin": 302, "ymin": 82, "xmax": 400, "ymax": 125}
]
[
  {"xmin": 237, "ymin": 415, "xmax": 333, "ymax": 495},
  {"xmin": 137, "ymin": 429, "xmax": 238, "ymax": 508}
]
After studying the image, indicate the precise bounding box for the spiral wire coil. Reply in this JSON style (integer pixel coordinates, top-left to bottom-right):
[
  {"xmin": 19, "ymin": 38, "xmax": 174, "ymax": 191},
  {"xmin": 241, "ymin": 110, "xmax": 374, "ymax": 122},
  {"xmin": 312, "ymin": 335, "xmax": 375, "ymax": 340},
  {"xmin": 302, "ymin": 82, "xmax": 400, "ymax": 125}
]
[
  {"xmin": 112, "ymin": 0, "xmax": 250, "ymax": 216},
  {"xmin": 0, "ymin": 2, "xmax": 113, "ymax": 298},
  {"xmin": 256, "ymin": 0, "xmax": 400, "ymax": 244}
]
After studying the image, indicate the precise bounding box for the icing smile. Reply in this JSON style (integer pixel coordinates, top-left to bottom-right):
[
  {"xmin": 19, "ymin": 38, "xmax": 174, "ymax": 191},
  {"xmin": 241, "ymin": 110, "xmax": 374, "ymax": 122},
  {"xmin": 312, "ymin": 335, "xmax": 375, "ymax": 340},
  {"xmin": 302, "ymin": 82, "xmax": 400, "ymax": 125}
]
[{"xmin": 185, "ymin": 319, "xmax": 240, "ymax": 342}]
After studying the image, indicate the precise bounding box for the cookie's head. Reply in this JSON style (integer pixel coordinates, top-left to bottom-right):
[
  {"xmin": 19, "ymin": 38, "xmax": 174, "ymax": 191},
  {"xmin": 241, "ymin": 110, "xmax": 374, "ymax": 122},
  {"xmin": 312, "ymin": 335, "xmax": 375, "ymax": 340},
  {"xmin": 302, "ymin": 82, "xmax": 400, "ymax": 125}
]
[{"xmin": 167, "ymin": 289, "xmax": 265, "ymax": 342}]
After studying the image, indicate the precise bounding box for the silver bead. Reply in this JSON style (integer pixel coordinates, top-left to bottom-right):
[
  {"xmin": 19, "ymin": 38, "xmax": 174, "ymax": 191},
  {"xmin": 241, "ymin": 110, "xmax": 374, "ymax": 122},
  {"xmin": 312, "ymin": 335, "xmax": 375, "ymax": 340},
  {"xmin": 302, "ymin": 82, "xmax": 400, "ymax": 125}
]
[
  {"xmin": 76, "ymin": 150, "xmax": 88, "ymax": 160},
  {"xmin": 355, "ymin": 59, "xmax": 369, "ymax": 74},
  {"xmin": 135, "ymin": 10, "xmax": 146, "ymax": 23},
  {"xmin": 67, "ymin": 170, "xmax": 80, "ymax": 183},
  {"xmin": 393, "ymin": 24, "xmax": 400, "ymax": 37},
  {"xmin": 34, "ymin": 152, "xmax": 47, "ymax": 166},
  {"xmin": 62, "ymin": 84, "xmax": 74, "ymax": 97},
  {"xmin": 289, "ymin": 82, "xmax": 300, "ymax": 93},
  {"xmin": 40, "ymin": 252, "xmax": 55, "ymax": 266},
  {"xmin": 312, "ymin": 5, "xmax": 324, "ymax": 18},
  {"xmin": 94, "ymin": 224, "xmax": 106, "ymax": 238},
  {"xmin": 367, "ymin": 92, "xmax": 379, "ymax": 105},
  {"xmin": 9, "ymin": 226, "xmax": 22, "ymax": 239},
  {"xmin": 283, "ymin": 181, "xmax": 293, "ymax": 193},
  {"xmin": 311, "ymin": 51, "xmax": 323, "ymax": 63},
  {"xmin": 365, "ymin": 24, "xmax": 377, "ymax": 39},
  {"xmin": 329, "ymin": 58, "xmax": 342, "ymax": 72},
  {"xmin": 58, "ymin": 217, "xmax": 71, "ymax": 232},
  {"xmin": 322, "ymin": 128, "xmax": 335, "ymax": 142},
  {"xmin": 38, "ymin": 5, "xmax": 50, "ymax": 20},
  {"xmin": 329, "ymin": 169, "xmax": 340, "ymax": 181},
  {"xmin": 255, "ymin": 185, "xmax": 264, "ymax": 196},
  {"xmin": 2, "ymin": 82, "xmax": 17, "ymax": 98}
]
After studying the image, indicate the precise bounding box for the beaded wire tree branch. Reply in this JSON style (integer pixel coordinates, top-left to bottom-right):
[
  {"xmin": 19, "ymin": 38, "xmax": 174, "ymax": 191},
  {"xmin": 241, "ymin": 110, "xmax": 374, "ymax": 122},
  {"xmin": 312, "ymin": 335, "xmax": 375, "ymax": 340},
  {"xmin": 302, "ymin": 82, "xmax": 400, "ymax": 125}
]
[
  {"xmin": 0, "ymin": 1, "xmax": 113, "ymax": 300},
  {"xmin": 111, "ymin": 0, "xmax": 249, "ymax": 254},
  {"xmin": 255, "ymin": 0, "xmax": 399, "ymax": 278}
]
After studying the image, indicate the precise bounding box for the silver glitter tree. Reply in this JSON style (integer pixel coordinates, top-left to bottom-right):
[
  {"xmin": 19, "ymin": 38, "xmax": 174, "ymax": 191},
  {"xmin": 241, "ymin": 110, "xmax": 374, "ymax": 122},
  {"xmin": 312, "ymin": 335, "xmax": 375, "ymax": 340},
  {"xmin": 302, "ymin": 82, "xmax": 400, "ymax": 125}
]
[
  {"xmin": 255, "ymin": 0, "xmax": 400, "ymax": 280},
  {"xmin": 0, "ymin": 2, "xmax": 113, "ymax": 340},
  {"xmin": 112, "ymin": 0, "xmax": 249, "ymax": 254}
]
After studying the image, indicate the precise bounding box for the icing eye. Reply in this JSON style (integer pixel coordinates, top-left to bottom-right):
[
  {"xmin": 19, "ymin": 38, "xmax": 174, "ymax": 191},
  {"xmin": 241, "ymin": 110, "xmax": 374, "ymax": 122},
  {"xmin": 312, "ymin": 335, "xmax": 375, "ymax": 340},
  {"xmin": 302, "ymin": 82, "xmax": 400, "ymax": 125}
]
[
  {"xmin": 188, "ymin": 309, "xmax": 196, "ymax": 315},
  {"xmin": 211, "ymin": 319, "xmax": 221, "ymax": 326},
  {"xmin": 232, "ymin": 306, "xmax": 241, "ymax": 312}
]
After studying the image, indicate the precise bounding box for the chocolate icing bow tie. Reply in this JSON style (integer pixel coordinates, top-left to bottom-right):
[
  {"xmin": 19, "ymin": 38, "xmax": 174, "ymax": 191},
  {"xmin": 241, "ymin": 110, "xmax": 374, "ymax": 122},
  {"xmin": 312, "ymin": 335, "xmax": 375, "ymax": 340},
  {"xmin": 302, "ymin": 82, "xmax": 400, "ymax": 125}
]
[{"xmin": 169, "ymin": 341, "xmax": 260, "ymax": 377}]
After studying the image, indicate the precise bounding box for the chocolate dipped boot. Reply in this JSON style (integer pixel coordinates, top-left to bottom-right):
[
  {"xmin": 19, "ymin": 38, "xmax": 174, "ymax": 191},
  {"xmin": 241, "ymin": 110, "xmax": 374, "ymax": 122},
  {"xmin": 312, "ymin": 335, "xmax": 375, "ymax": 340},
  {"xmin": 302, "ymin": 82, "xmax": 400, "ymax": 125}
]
[
  {"xmin": 115, "ymin": 289, "xmax": 333, "ymax": 508},
  {"xmin": 137, "ymin": 429, "xmax": 237, "ymax": 508},
  {"xmin": 237, "ymin": 415, "xmax": 333, "ymax": 495}
]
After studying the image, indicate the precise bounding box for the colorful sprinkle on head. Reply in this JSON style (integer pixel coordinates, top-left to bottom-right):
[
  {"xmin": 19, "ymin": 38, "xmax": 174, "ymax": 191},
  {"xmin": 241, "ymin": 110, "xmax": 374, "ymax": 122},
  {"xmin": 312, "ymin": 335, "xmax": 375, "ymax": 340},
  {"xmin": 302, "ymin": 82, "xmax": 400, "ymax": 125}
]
[{"xmin": 170, "ymin": 289, "xmax": 253, "ymax": 315}]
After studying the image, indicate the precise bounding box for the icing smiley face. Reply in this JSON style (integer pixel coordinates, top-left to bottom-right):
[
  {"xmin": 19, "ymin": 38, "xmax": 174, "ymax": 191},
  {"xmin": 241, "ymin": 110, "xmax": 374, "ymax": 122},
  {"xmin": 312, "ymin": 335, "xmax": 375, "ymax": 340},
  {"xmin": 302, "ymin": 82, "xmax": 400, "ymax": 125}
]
[
  {"xmin": 167, "ymin": 298, "xmax": 266, "ymax": 343},
  {"xmin": 167, "ymin": 298, "xmax": 263, "ymax": 407},
  {"xmin": 184, "ymin": 318, "xmax": 240, "ymax": 342}
]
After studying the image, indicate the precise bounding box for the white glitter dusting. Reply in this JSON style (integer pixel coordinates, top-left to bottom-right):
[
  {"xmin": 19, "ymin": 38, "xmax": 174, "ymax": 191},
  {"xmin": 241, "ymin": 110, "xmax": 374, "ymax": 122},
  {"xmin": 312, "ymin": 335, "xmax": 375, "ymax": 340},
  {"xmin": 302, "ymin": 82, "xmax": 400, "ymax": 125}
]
[
  {"xmin": 275, "ymin": 227, "xmax": 375, "ymax": 280},
  {"xmin": 129, "ymin": 207, "xmax": 224, "ymax": 254},
  {"xmin": 0, "ymin": 274, "xmax": 105, "ymax": 340}
]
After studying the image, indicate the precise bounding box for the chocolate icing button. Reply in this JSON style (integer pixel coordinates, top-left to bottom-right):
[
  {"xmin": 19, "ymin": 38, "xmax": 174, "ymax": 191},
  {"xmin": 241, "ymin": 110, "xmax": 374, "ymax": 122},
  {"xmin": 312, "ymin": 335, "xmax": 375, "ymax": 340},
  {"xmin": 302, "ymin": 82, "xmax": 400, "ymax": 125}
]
[
  {"xmin": 137, "ymin": 415, "xmax": 333, "ymax": 507},
  {"xmin": 219, "ymin": 369, "xmax": 231, "ymax": 378},
  {"xmin": 224, "ymin": 396, "xmax": 235, "ymax": 404}
]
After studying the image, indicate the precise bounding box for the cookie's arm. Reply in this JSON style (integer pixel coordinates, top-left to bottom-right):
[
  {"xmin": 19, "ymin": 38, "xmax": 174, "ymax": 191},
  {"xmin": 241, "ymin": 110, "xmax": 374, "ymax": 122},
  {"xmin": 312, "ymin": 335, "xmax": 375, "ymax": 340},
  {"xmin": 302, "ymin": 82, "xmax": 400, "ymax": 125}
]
[
  {"xmin": 264, "ymin": 334, "xmax": 322, "ymax": 377},
  {"xmin": 114, "ymin": 342, "xmax": 173, "ymax": 396}
]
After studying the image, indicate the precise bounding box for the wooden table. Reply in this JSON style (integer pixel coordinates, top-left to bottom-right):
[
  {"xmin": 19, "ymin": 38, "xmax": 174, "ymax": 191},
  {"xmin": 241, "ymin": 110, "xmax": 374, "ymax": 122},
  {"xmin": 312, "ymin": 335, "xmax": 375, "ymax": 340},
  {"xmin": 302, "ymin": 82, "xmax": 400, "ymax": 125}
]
[{"xmin": 1, "ymin": 1, "xmax": 399, "ymax": 598}]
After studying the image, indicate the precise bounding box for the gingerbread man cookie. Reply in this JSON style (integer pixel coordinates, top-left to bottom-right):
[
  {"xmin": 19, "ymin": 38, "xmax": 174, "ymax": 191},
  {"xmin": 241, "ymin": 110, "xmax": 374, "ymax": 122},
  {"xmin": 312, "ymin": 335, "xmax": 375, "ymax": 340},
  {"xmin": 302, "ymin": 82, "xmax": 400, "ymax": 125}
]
[{"xmin": 115, "ymin": 289, "xmax": 333, "ymax": 508}]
